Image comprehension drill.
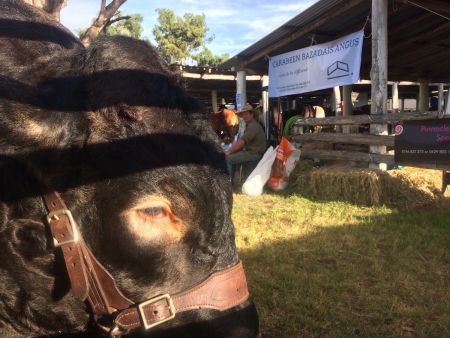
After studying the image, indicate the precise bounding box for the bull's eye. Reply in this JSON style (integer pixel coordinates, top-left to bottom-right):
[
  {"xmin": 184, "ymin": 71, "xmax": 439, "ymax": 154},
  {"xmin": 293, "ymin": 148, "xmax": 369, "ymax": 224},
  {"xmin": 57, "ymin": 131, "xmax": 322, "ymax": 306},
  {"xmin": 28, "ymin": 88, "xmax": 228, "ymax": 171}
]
[
  {"xmin": 140, "ymin": 207, "xmax": 167, "ymax": 218},
  {"xmin": 125, "ymin": 198, "xmax": 185, "ymax": 245}
]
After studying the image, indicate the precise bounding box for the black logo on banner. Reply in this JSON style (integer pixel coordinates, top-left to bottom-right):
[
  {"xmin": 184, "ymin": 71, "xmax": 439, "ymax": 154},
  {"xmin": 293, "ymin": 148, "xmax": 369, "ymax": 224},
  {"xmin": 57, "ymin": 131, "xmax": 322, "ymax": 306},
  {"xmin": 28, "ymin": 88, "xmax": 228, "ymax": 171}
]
[{"xmin": 327, "ymin": 61, "xmax": 350, "ymax": 79}]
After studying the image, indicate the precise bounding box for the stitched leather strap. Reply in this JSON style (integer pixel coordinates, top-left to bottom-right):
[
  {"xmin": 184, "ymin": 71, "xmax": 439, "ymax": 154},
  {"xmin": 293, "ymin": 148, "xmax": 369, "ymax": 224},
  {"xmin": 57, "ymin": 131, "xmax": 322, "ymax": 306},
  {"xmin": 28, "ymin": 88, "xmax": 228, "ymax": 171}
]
[
  {"xmin": 43, "ymin": 193, "xmax": 90, "ymax": 300},
  {"xmin": 43, "ymin": 193, "xmax": 133, "ymax": 315},
  {"xmin": 43, "ymin": 192, "xmax": 250, "ymax": 336},
  {"xmin": 114, "ymin": 261, "xmax": 249, "ymax": 332}
]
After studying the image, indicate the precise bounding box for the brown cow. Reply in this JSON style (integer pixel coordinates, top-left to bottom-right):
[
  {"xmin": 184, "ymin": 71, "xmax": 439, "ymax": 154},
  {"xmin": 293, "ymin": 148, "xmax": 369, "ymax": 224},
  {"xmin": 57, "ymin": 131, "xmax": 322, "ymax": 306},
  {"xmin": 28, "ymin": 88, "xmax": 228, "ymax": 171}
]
[{"xmin": 209, "ymin": 106, "xmax": 240, "ymax": 144}]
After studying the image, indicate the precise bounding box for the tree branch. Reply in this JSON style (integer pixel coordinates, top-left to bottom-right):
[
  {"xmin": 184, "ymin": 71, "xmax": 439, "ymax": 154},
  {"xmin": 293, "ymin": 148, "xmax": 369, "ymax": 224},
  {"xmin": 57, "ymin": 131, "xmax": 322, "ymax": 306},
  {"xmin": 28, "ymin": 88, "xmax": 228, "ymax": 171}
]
[
  {"xmin": 80, "ymin": 0, "xmax": 127, "ymax": 47},
  {"xmin": 105, "ymin": 15, "xmax": 131, "ymax": 28},
  {"xmin": 23, "ymin": 0, "xmax": 67, "ymax": 21}
]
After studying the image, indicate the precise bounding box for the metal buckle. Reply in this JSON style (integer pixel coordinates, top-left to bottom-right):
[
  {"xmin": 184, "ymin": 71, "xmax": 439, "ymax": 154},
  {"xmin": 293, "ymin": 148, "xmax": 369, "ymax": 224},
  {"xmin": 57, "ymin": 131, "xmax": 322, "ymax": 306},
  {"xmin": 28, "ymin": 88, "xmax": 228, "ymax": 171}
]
[
  {"xmin": 46, "ymin": 209, "xmax": 79, "ymax": 247},
  {"xmin": 138, "ymin": 294, "xmax": 176, "ymax": 330}
]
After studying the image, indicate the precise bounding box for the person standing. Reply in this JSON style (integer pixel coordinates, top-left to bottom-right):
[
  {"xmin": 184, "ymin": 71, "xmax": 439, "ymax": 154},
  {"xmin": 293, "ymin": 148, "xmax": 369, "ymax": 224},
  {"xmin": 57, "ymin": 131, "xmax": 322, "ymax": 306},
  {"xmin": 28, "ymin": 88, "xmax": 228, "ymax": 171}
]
[{"xmin": 225, "ymin": 103, "xmax": 266, "ymax": 180}]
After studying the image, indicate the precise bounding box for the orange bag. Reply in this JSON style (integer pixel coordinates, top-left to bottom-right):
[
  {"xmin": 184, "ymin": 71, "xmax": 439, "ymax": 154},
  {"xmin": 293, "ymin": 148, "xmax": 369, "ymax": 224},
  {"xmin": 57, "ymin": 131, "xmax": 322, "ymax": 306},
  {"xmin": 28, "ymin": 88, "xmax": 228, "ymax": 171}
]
[{"xmin": 267, "ymin": 137, "xmax": 301, "ymax": 191}]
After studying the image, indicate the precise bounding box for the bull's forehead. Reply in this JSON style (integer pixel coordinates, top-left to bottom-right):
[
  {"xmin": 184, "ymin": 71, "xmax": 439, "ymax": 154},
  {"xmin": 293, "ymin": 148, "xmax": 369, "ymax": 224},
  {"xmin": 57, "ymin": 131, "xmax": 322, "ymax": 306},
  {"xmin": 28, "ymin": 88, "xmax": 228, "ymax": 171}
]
[{"xmin": 88, "ymin": 105, "xmax": 192, "ymax": 136}]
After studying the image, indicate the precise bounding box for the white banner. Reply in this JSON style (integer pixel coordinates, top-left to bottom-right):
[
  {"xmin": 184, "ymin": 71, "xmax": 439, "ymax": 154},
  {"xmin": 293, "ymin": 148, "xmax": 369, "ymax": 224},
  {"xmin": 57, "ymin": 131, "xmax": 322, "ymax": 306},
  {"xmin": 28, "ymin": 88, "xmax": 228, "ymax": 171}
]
[{"xmin": 268, "ymin": 30, "xmax": 364, "ymax": 97}]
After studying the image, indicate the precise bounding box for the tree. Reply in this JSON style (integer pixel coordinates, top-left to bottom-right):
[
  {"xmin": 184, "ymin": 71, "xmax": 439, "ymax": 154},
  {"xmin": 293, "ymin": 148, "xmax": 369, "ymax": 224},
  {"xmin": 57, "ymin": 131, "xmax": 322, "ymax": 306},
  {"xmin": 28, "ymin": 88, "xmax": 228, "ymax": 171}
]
[
  {"xmin": 193, "ymin": 48, "xmax": 229, "ymax": 68},
  {"xmin": 23, "ymin": 0, "xmax": 67, "ymax": 21},
  {"xmin": 26, "ymin": 0, "xmax": 128, "ymax": 46},
  {"xmin": 104, "ymin": 11, "xmax": 143, "ymax": 39},
  {"xmin": 78, "ymin": 11, "xmax": 143, "ymax": 42},
  {"xmin": 79, "ymin": 0, "xmax": 127, "ymax": 47},
  {"xmin": 153, "ymin": 9, "xmax": 213, "ymax": 65}
]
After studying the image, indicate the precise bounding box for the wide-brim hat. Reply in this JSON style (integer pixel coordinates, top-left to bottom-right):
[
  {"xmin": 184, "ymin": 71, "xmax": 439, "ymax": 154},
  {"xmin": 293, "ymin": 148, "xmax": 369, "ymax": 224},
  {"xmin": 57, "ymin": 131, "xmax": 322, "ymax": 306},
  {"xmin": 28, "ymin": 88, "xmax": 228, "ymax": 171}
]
[{"xmin": 237, "ymin": 103, "xmax": 254, "ymax": 115}]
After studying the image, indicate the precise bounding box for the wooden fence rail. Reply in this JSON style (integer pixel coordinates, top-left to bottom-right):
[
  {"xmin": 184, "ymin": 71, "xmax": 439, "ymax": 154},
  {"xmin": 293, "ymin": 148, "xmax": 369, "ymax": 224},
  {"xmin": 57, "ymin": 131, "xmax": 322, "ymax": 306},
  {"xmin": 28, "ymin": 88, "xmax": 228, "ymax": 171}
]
[
  {"xmin": 300, "ymin": 149, "xmax": 395, "ymax": 165},
  {"xmin": 289, "ymin": 111, "xmax": 450, "ymax": 166},
  {"xmin": 293, "ymin": 111, "xmax": 450, "ymax": 127},
  {"xmin": 291, "ymin": 133, "xmax": 394, "ymax": 146}
]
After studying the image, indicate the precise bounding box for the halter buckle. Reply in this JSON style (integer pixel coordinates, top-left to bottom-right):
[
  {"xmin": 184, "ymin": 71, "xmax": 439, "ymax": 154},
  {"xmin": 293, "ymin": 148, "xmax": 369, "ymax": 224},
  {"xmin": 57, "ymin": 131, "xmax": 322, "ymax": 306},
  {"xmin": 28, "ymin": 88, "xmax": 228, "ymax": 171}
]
[
  {"xmin": 46, "ymin": 209, "xmax": 79, "ymax": 247},
  {"xmin": 138, "ymin": 294, "xmax": 176, "ymax": 330}
]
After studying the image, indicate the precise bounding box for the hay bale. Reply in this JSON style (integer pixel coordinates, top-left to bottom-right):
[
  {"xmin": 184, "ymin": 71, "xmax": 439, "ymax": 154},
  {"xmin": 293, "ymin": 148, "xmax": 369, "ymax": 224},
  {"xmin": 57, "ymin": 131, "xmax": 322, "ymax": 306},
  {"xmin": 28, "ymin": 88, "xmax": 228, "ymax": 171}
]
[
  {"xmin": 309, "ymin": 167, "xmax": 382, "ymax": 205},
  {"xmin": 288, "ymin": 164, "xmax": 446, "ymax": 209},
  {"xmin": 379, "ymin": 167, "xmax": 444, "ymax": 209}
]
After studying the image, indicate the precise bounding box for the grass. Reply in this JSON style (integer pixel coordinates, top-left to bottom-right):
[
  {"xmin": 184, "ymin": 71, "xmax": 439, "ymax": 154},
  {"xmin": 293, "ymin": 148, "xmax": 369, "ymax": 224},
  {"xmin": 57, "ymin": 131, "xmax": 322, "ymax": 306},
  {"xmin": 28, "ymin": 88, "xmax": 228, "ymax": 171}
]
[{"xmin": 232, "ymin": 193, "xmax": 450, "ymax": 338}]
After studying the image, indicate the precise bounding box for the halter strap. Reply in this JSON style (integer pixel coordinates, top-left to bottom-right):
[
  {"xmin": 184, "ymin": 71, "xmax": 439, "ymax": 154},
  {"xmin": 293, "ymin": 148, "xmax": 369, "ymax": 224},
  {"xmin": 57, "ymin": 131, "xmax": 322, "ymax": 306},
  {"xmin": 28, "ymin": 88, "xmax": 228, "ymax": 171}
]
[{"xmin": 43, "ymin": 192, "xmax": 249, "ymax": 336}]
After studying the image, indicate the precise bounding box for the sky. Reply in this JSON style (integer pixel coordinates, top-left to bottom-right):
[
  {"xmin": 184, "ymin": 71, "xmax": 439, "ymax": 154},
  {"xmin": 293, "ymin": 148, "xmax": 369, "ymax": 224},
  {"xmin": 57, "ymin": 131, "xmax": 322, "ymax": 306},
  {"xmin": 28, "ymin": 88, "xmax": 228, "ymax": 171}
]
[{"xmin": 60, "ymin": 0, "xmax": 316, "ymax": 57}]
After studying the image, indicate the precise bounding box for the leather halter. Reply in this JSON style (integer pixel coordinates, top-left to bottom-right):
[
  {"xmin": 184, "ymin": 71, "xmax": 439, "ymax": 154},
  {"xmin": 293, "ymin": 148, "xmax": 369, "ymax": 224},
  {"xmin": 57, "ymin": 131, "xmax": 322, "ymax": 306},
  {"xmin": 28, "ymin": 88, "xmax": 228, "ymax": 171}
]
[{"xmin": 42, "ymin": 192, "xmax": 249, "ymax": 337}]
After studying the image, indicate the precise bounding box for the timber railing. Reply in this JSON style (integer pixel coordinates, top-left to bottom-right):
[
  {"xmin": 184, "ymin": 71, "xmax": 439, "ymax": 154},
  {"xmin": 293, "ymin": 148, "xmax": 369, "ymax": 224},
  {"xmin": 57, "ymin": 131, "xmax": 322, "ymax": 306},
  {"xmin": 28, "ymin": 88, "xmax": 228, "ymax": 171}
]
[{"xmin": 289, "ymin": 111, "xmax": 450, "ymax": 167}]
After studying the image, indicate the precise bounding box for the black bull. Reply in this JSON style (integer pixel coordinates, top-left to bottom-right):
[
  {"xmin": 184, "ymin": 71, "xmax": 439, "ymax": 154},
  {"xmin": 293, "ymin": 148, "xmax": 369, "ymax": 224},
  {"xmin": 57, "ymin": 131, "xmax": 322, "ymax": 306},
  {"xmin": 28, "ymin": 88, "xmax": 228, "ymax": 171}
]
[{"xmin": 0, "ymin": 1, "xmax": 258, "ymax": 337}]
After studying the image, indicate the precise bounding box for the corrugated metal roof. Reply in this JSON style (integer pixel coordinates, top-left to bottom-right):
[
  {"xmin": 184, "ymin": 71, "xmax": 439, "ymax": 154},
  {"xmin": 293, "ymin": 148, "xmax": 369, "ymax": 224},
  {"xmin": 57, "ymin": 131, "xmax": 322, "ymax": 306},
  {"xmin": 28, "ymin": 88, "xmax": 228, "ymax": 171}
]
[
  {"xmin": 236, "ymin": 0, "xmax": 345, "ymax": 58},
  {"xmin": 221, "ymin": 0, "xmax": 450, "ymax": 83}
]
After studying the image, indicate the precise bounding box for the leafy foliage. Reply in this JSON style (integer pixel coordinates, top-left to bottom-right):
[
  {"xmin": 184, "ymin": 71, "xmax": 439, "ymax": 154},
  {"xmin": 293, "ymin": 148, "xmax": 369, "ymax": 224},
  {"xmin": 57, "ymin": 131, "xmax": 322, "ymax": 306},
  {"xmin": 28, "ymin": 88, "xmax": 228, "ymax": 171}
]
[
  {"xmin": 79, "ymin": 11, "xmax": 143, "ymax": 40},
  {"xmin": 105, "ymin": 11, "xmax": 143, "ymax": 39},
  {"xmin": 192, "ymin": 47, "xmax": 229, "ymax": 68},
  {"xmin": 153, "ymin": 8, "xmax": 216, "ymax": 65},
  {"xmin": 79, "ymin": 6, "xmax": 229, "ymax": 67}
]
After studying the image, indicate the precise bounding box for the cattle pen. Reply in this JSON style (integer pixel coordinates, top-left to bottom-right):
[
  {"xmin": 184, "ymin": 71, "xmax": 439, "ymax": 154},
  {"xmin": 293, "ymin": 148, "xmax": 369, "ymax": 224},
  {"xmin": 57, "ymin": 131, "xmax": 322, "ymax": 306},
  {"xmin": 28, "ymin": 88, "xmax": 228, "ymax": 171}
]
[
  {"xmin": 219, "ymin": 0, "xmax": 450, "ymax": 202},
  {"xmin": 290, "ymin": 110, "xmax": 450, "ymax": 169}
]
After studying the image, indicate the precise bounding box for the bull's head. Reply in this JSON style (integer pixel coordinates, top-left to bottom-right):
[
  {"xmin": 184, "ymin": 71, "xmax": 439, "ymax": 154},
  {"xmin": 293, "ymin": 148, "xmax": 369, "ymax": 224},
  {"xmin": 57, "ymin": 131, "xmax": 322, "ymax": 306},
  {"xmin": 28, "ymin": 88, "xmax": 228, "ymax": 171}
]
[{"xmin": 0, "ymin": 1, "xmax": 258, "ymax": 337}]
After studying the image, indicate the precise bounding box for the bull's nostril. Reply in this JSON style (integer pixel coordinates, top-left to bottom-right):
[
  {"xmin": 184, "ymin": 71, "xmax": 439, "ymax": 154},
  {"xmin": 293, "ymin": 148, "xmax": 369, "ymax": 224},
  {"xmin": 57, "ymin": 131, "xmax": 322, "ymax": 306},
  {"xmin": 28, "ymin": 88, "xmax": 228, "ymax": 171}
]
[{"xmin": 153, "ymin": 311, "xmax": 158, "ymax": 315}]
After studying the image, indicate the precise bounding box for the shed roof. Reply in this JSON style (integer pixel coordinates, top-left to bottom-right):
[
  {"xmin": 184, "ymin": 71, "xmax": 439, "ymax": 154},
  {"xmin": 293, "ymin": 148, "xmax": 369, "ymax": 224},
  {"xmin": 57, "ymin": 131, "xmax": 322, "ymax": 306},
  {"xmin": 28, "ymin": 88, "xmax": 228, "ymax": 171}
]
[{"xmin": 222, "ymin": 0, "xmax": 450, "ymax": 83}]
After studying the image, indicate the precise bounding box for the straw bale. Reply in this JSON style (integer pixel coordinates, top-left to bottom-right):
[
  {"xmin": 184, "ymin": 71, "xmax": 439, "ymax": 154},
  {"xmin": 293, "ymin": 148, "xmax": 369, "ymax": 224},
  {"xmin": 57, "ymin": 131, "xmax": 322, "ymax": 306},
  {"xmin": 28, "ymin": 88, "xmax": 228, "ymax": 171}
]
[
  {"xmin": 379, "ymin": 167, "xmax": 444, "ymax": 208},
  {"xmin": 288, "ymin": 164, "xmax": 447, "ymax": 209}
]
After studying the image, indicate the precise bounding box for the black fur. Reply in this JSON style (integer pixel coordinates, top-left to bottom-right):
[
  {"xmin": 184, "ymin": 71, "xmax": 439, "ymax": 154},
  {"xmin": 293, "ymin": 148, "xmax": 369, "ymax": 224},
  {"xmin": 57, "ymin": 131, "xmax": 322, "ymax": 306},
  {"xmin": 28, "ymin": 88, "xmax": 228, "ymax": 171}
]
[{"xmin": 0, "ymin": 1, "xmax": 258, "ymax": 337}]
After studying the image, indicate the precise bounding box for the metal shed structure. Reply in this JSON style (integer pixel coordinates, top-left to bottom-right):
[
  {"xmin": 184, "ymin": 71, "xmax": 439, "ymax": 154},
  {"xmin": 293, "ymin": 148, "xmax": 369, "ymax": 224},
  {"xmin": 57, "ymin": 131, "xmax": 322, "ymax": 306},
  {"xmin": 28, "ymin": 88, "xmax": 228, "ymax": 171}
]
[
  {"xmin": 221, "ymin": 0, "xmax": 450, "ymax": 170},
  {"xmin": 173, "ymin": 65, "xmax": 264, "ymax": 111},
  {"xmin": 222, "ymin": 0, "xmax": 450, "ymax": 82}
]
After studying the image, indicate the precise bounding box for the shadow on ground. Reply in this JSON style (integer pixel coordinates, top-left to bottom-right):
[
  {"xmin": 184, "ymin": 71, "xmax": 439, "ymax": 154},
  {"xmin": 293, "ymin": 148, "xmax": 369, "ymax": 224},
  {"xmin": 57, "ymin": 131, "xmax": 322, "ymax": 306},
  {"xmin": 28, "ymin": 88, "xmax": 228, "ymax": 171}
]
[{"xmin": 239, "ymin": 206, "xmax": 450, "ymax": 338}]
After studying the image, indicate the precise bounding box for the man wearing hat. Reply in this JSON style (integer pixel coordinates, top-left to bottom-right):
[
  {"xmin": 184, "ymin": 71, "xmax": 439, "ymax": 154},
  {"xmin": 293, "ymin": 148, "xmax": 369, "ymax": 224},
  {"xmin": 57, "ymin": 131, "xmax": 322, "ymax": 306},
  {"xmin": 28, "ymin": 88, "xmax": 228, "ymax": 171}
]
[{"xmin": 224, "ymin": 102, "xmax": 266, "ymax": 181}]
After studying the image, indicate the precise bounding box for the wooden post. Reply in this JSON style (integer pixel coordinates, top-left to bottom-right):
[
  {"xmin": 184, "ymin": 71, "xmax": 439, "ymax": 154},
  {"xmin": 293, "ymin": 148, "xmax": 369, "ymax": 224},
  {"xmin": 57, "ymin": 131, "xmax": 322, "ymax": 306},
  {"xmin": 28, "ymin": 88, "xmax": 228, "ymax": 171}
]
[
  {"xmin": 332, "ymin": 86, "xmax": 342, "ymax": 115},
  {"xmin": 370, "ymin": 0, "xmax": 388, "ymax": 170},
  {"xmin": 276, "ymin": 97, "xmax": 282, "ymax": 139},
  {"xmin": 438, "ymin": 83, "xmax": 444, "ymax": 111},
  {"xmin": 262, "ymin": 75, "xmax": 269, "ymax": 129},
  {"xmin": 445, "ymin": 89, "xmax": 450, "ymax": 115},
  {"xmin": 342, "ymin": 85, "xmax": 353, "ymax": 134},
  {"xmin": 236, "ymin": 70, "xmax": 247, "ymax": 112},
  {"xmin": 211, "ymin": 90, "xmax": 218, "ymax": 112},
  {"xmin": 392, "ymin": 82, "xmax": 399, "ymax": 113},
  {"xmin": 333, "ymin": 86, "xmax": 342, "ymax": 132},
  {"xmin": 418, "ymin": 80, "xmax": 429, "ymax": 112}
]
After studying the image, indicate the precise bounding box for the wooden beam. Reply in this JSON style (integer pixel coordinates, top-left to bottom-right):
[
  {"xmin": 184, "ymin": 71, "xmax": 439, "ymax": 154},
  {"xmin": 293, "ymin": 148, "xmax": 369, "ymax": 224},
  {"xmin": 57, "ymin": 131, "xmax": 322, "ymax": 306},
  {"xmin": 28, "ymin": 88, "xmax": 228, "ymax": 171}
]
[
  {"xmin": 389, "ymin": 21, "xmax": 450, "ymax": 53},
  {"xmin": 291, "ymin": 133, "xmax": 394, "ymax": 146},
  {"xmin": 301, "ymin": 149, "xmax": 395, "ymax": 165},
  {"xmin": 393, "ymin": 47, "xmax": 450, "ymax": 69},
  {"xmin": 388, "ymin": 12, "xmax": 433, "ymax": 35},
  {"xmin": 239, "ymin": 0, "xmax": 365, "ymax": 68},
  {"xmin": 292, "ymin": 111, "xmax": 450, "ymax": 126},
  {"xmin": 401, "ymin": 0, "xmax": 450, "ymax": 15}
]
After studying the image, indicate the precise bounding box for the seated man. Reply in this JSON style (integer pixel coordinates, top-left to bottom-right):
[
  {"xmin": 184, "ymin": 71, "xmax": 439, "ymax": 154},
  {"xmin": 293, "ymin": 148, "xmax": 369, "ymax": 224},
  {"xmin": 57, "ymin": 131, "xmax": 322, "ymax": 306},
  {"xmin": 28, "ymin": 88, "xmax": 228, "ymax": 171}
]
[{"xmin": 225, "ymin": 103, "xmax": 266, "ymax": 180}]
